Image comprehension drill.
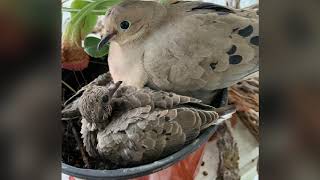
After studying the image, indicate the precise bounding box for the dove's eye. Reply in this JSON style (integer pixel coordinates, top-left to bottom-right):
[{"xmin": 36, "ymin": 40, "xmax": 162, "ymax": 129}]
[{"xmin": 120, "ymin": 20, "xmax": 130, "ymax": 30}]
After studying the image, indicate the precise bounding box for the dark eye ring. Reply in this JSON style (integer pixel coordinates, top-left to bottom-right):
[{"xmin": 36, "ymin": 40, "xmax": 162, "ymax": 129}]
[{"xmin": 120, "ymin": 20, "xmax": 130, "ymax": 30}]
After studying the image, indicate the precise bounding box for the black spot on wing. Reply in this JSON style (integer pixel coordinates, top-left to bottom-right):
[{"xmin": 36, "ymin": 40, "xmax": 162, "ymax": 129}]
[
  {"xmin": 191, "ymin": 3, "xmax": 234, "ymax": 13},
  {"xmin": 210, "ymin": 62, "xmax": 218, "ymax": 70},
  {"xmin": 229, "ymin": 55, "xmax": 243, "ymax": 64},
  {"xmin": 250, "ymin": 36, "xmax": 259, "ymax": 46},
  {"xmin": 232, "ymin": 28, "xmax": 239, "ymax": 33},
  {"xmin": 226, "ymin": 45, "xmax": 237, "ymax": 55},
  {"xmin": 152, "ymin": 129, "xmax": 158, "ymax": 133},
  {"xmin": 238, "ymin": 25, "xmax": 253, "ymax": 37}
]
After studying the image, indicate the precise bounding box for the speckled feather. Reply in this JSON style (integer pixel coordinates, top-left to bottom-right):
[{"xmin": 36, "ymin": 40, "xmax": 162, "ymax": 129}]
[{"xmin": 75, "ymin": 80, "xmax": 235, "ymax": 167}]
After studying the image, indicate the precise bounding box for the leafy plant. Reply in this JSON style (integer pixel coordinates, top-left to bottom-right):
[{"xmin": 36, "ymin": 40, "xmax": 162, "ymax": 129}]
[
  {"xmin": 62, "ymin": 0, "xmax": 120, "ymax": 46},
  {"xmin": 61, "ymin": 0, "xmax": 120, "ymax": 70}
]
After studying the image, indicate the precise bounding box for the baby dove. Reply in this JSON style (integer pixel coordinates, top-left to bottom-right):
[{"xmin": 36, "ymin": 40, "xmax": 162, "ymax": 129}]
[
  {"xmin": 98, "ymin": 0, "xmax": 259, "ymax": 103},
  {"xmin": 62, "ymin": 79, "xmax": 235, "ymax": 167}
]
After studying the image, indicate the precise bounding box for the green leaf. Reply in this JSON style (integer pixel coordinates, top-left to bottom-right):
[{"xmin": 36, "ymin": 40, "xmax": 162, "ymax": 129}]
[
  {"xmin": 84, "ymin": 34, "xmax": 109, "ymax": 58},
  {"xmin": 70, "ymin": 0, "xmax": 98, "ymax": 39},
  {"xmin": 70, "ymin": 0, "xmax": 118, "ymax": 26},
  {"xmin": 159, "ymin": 0, "xmax": 168, "ymax": 5},
  {"xmin": 62, "ymin": 0, "xmax": 98, "ymax": 46},
  {"xmin": 62, "ymin": 7, "xmax": 107, "ymax": 15},
  {"xmin": 62, "ymin": 0, "xmax": 121, "ymax": 47}
]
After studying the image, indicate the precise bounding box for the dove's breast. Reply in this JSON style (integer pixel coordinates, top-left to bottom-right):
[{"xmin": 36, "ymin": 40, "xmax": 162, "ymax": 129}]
[{"xmin": 108, "ymin": 41, "xmax": 148, "ymax": 88}]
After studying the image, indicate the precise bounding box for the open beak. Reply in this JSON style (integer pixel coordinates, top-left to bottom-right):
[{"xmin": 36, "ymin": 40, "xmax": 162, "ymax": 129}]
[
  {"xmin": 108, "ymin": 81, "xmax": 122, "ymax": 97},
  {"xmin": 97, "ymin": 31, "xmax": 117, "ymax": 50}
]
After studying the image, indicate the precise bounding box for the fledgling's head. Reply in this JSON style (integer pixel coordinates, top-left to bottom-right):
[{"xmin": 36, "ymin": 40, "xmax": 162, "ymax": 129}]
[
  {"xmin": 78, "ymin": 81, "xmax": 122, "ymax": 126},
  {"xmin": 98, "ymin": 0, "xmax": 166, "ymax": 47}
]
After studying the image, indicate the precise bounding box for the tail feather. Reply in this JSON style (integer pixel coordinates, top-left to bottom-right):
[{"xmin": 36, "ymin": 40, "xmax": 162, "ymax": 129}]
[
  {"xmin": 216, "ymin": 105, "xmax": 236, "ymax": 118},
  {"xmin": 200, "ymin": 105, "xmax": 236, "ymax": 130}
]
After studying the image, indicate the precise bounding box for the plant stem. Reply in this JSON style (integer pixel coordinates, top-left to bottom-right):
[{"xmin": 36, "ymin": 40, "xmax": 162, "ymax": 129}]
[
  {"xmin": 62, "ymin": 80, "xmax": 77, "ymax": 93},
  {"xmin": 89, "ymin": 60, "xmax": 108, "ymax": 65},
  {"xmin": 73, "ymin": 71, "xmax": 82, "ymax": 90},
  {"xmin": 62, "ymin": 0, "xmax": 95, "ymax": 4},
  {"xmin": 70, "ymin": 121, "xmax": 90, "ymax": 168},
  {"xmin": 62, "ymin": 7, "xmax": 107, "ymax": 14}
]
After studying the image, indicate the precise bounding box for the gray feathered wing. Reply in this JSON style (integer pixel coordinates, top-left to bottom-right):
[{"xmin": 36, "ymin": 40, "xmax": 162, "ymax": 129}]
[
  {"xmin": 143, "ymin": 1, "xmax": 259, "ymax": 93},
  {"xmin": 88, "ymin": 87, "xmax": 234, "ymax": 167},
  {"xmin": 95, "ymin": 106, "xmax": 224, "ymax": 167}
]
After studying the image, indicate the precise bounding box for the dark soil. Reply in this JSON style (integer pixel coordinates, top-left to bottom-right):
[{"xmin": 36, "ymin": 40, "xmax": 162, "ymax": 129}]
[
  {"xmin": 62, "ymin": 56, "xmax": 115, "ymax": 169},
  {"xmin": 62, "ymin": 118, "xmax": 118, "ymax": 169}
]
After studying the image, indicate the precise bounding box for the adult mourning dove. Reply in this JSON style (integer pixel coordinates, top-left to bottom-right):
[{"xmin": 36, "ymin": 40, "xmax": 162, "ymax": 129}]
[
  {"xmin": 62, "ymin": 74, "xmax": 235, "ymax": 167},
  {"xmin": 98, "ymin": 0, "xmax": 259, "ymax": 104}
]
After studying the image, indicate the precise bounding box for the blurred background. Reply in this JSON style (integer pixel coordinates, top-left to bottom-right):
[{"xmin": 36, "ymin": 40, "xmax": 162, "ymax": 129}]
[{"xmin": 1, "ymin": 0, "xmax": 320, "ymax": 179}]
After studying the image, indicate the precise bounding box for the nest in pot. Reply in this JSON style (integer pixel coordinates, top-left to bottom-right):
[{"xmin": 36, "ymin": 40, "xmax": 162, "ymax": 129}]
[
  {"xmin": 62, "ymin": 116, "xmax": 119, "ymax": 169},
  {"xmin": 62, "ymin": 57, "xmax": 112, "ymax": 169},
  {"xmin": 62, "ymin": 65, "xmax": 228, "ymax": 169}
]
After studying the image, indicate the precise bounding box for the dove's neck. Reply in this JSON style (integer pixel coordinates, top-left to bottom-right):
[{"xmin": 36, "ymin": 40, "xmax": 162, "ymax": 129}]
[
  {"xmin": 108, "ymin": 41, "xmax": 148, "ymax": 88},
  {"xmin": 108, "ymin": 3, "xmax": 167, "ymax": 89}
]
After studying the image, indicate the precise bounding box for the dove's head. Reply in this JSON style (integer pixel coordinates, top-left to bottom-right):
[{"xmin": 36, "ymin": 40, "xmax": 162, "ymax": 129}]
[
  {"xmin": 98, "ymin": 0, "xmax": 166, "ymax": 47},
  {"xmin": 79, "ymin": 81, "xmax": 122, "ymax": 125}
]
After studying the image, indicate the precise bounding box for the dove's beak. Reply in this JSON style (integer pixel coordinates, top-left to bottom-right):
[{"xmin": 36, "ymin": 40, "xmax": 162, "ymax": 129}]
[
  {"xmin": 97, "ymin": 31, "xmax": 117, "ymax": 50},
  {"xmin": 108, "ymin": 81, "xmax": 122, "ymax": 97}
]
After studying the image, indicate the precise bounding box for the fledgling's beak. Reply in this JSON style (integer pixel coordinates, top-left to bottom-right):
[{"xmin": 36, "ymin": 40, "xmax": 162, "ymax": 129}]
[
  {"xmin": 108, "ymin": 81, "xmax": 122, "ymax": 97},
  {"xmin": 97, "ymin": 31, "xmax": 117, "ymax": 50}
]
